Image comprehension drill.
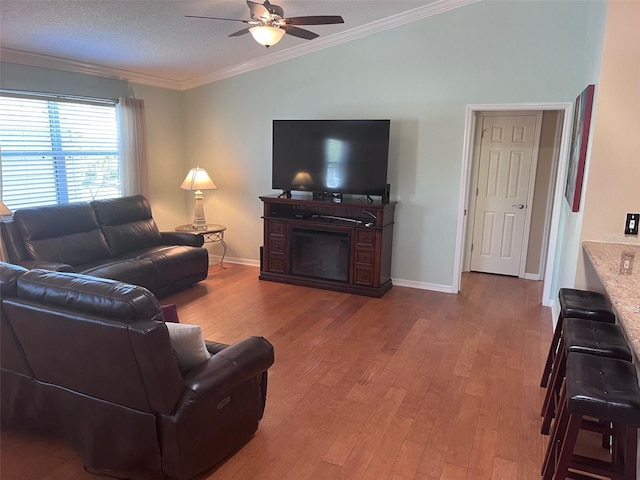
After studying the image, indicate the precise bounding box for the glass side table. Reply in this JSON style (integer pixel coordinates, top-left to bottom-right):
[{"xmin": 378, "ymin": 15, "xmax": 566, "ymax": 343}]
[{"xmin": 175, "ymin": 224, "xmax": 227, "ymax": 267}]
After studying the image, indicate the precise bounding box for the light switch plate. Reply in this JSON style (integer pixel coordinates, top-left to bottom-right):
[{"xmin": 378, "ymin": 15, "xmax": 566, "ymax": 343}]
[{"xmin": 625, "ymin": 213, "xmax": 639, "ymax": 235}]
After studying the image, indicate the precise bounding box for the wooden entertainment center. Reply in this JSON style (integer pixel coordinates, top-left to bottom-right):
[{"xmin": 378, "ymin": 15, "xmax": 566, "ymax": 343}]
[{"xmin": 259, "ymin": 194, "xmax": 396, "ymax": 297}]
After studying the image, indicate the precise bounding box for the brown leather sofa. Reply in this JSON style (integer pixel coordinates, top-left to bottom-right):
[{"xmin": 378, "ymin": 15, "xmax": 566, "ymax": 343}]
[
  {"xmin": 0, "ymin": 262, "xmax": 275, "ymax": 479},
  {"xmin": 0, "ymin": 195, "xmax": 208, "ymax": 298}
]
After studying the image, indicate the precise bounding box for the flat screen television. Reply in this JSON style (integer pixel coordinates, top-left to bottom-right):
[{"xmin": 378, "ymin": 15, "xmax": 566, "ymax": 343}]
[{"xmin": 272, "ymin": 119, "xmax": 390, "ymax": 198}]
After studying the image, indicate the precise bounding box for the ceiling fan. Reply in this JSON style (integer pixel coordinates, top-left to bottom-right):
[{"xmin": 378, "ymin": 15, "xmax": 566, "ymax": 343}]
[{"xmin": 186, "ymin": 0, "xmax": 344, "ymax": 48}]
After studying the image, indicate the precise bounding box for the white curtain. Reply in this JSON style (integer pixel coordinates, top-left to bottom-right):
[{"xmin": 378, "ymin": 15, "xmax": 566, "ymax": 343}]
[{"xmin": 116, "ymin": 97, "xmax": 150, "ymax": 198}]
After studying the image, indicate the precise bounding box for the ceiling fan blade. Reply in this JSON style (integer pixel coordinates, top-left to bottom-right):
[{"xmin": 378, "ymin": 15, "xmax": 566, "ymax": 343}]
[
  {"xmin": 185, "ymin": 15, "xmax": 248, "ymax": 23},
  {"xmin": 247, "ymin": 0, "xmax": 270, "ymax": 20},
  {"xmin": 282, "ymin": 25, "xmax": 319, "ymax": 40},
  {"xmin": 282, "ymin": 15, "xmax": 344, "ymax": 26},
  {"xmin": 229, "ymin": 27, "xmax": 252, "ymax": 37},
  {"xmin": 265, "ymin": 0, "xmax": 284, "ymax": 18}
]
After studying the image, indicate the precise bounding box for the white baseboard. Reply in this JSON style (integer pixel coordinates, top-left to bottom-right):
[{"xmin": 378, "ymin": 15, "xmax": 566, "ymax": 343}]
[
  {"xmin": 211, "ymin": 260, "xmax": 457, "ymax": 294},
  {"xmin": 391, "ymin": 278, "xmax": 456, "ymax": 294},
  {"xmin": 213, "ymin": 261, "xmax": 549, "ymax": 300},
  {"xmin": 549, "ymin": 299, "xmax": 559, "ymax": 328},
  {"xmin": 215, "ymin": 256, "xmax": 260, "ymax": 267},
  {"xmin": 523, "ymin": 273, "xmax": 541, "ymax": 281}
]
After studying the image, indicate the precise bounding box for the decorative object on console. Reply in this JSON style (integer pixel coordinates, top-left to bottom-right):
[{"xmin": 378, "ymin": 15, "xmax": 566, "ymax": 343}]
[{"xmin": 181, "ymin": 167, "xmax": 218, "ymax": 230}]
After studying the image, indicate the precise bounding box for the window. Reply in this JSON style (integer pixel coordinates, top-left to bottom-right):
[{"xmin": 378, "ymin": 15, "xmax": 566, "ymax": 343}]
[{"xmin": 0, "ymin": 93, "xmax": 121, "ymax": 210}]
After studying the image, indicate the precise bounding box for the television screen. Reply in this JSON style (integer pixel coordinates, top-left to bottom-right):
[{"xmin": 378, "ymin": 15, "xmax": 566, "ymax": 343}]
[{"xmin": 272, "ymin": 120, "xmax": 390, "ymax": 197}]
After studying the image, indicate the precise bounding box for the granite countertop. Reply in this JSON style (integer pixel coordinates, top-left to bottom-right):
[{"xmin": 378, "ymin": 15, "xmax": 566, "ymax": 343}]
[{"xmin": 583, "ymin": 241, "xmax": 640, "ymax": 356}]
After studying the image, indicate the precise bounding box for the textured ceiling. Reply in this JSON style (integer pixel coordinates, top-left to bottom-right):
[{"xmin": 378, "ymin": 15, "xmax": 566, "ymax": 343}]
[{"xmin": 0, "ymin": 0, "xmax": 470, "ymax": 89}]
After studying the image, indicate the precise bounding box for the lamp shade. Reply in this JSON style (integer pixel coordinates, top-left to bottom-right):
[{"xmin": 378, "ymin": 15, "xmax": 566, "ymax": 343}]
[
  {"xmin": 180, "ymin": 167, "xmax": 217, "ymax": 191},
  {"xmin": 249, "ymin": 25, "xmax": 286, "ymax": 47},
  {"xmin": 0, "ymin": 201, "xmax": 12, "ymax": 216},
  {"xmin": 292, "ymin": 171, "xmax": 313, "ymax": 189}
]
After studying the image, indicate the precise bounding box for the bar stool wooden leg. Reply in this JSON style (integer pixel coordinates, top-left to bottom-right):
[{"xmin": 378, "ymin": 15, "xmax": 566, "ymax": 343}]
[
  {"xmin": 541, "ymin": 313, "xmax": 562, "ymax": 388},
  {"xmin": 541, "ymin": 337, "xmax": 566, "ymax": 434},
  {"xmin": 552, "ymin": 412, "xmax": 582, "ymax": 480},
  {"xmin": 542, "ymin": 381, "xmax": 568, "ymax": 478},
  {"xmin": 624, "ymin": 425, "xmax": 637, "ymax": 480}
]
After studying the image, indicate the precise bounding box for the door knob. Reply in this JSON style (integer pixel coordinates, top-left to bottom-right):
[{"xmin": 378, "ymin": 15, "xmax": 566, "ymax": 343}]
[{"xmin": 512, "ymin": 204, "xmax": 526, "ymax": 210}]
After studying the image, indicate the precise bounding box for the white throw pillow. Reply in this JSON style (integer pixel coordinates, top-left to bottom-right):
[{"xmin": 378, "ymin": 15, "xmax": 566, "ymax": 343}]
[{"xmin": 165, "ymin": 322, "xmax": 211, "ymax": 371}]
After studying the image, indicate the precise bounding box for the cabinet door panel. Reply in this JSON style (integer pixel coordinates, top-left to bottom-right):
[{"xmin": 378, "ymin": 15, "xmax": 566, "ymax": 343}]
[
  {"xmin": 269, "ymin": 221, "xmax": 286, "ymax": 236},
  {"xmin": 269, "ymin": 255, "xmax": 286, "ymax": 273},
  {"xmin": 356, "ymin": 229, "xmax": 375, "ymax": 246},
  {"xmin": 354, "ymin": 267, "xmax": 374, "ymax": 286},
  {"xmin": 270, "ymin": 238, "xmax": 285, "ymax": 253},
  {"xmin": 355, "ymin": 248, "xmax": 374, "ymax": 266}
]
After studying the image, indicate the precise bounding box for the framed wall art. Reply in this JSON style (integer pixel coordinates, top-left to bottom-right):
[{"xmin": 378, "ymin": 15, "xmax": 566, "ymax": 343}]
[{"xmin": 564, "ymin": 84, "xmax": 595, "ymax": 212}]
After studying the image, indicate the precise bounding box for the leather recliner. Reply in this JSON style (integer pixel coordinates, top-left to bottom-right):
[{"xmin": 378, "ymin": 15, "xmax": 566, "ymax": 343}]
[
  {"xmin": 0, "ymin": 262, "xmax": 275, "ymax": 479},
  {"xmin": 0, "ymin": 195, "xmax": 209, "ymax": 297}
]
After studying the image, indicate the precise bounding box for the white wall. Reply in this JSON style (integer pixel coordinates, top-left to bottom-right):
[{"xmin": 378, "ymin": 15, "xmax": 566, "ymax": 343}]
[{"xmin": 182, "ymin": 0, "xmax": 605, "ymax": 288}]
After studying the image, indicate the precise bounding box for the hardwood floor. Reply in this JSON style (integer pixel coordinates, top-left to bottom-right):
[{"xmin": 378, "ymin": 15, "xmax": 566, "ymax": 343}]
[{"xmin": 0, "ymin": 265, "xmax": 602, "ymax": 479}]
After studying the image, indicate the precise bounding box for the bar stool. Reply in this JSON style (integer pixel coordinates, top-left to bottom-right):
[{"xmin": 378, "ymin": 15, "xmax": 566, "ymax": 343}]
[
  {"xmin": 541, "ymin": 318, "xmax": 632, "ymax": 435},
  {"xmin": 542, "ymin": 352, "xmax": 640, "ymax": 480},
  {"xmin": 541, "ymin": 288, "xmax": 616, "ymax": 388}
]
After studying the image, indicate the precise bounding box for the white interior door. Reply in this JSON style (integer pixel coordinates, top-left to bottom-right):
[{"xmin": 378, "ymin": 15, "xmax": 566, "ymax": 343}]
[{"xmin": 470, "ymin": 114, "xmax": 541, "ymax": 276}]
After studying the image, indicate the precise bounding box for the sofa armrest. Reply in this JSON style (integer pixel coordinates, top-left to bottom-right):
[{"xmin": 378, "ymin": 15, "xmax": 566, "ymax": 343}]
[
  {"xmin": 160, "ymin": 232, "xmax": 205, "ymax": 247},
  {"xmin": 183, "ymin": 336, "xmax": 274, "ymax": 395},
  {"xmin": 14, "ymin": 260, "xmax": 75, "ymax": 272}
]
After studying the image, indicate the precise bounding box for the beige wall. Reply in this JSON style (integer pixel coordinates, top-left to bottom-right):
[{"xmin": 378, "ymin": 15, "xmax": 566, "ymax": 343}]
[
  {"xmin": 130, "ymin": 84, "xmax": 190, "ymax": 231},
  {"xmin": 526, "ymin": 110, "xmax": 561, "ymax": 276},
  {"xmin": 575, "ymin": 1, "xmax": 640, "ymax": 290}
]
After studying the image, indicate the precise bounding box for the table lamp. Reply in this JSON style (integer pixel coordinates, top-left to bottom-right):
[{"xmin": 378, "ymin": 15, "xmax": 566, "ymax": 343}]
[
  {"xmin": 0, "ymin": 201, "xmax": 11, "ymax": 217},
  {"xmin": 180, "ymin": 167, "xmax": 218, "ymax": 230},
  {"xmin": 180, "ymin": 167, "xmax": 217, "ymax": 230},
  {"xmin": 0, "ymin": 201, "xmax": 12, "ymax": 261}
]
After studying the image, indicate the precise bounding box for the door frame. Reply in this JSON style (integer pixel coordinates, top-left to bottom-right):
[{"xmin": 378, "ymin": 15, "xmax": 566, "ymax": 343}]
[
  {"xmin": 464, "ymin": 110, "xmax": 543, "ymax": 278},
  {"xmin": 453, "ymin": 102, "xmax": 573, "ymax": 307}
]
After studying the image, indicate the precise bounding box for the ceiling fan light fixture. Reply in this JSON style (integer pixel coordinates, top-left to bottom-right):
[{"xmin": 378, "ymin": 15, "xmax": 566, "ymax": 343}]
[{"xmin": 249, "ymin": 25, "xmax": 285, "ymax": 47}]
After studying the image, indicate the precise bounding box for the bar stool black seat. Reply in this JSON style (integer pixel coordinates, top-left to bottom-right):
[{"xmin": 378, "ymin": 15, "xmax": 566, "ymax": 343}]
[
  {"xmin": 542, "ymin": 352, "xmax": 640, "ymax": 480},
  {"xmin": 541, "ymin": 318, "xmax": 632, "ymax": 434},
  {"xmin": 541, "ymin": 288, "xmax": 616, "ymax": 388}
]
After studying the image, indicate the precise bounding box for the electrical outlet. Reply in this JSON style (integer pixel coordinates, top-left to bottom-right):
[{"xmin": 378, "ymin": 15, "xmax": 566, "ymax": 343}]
[
  {"xmin": 619, "ymin": 252, "xmax": 635, "ymax": 275},
  {"xmin": 625, "ymin": 213, "xmax": 639, "ymax": 235}
]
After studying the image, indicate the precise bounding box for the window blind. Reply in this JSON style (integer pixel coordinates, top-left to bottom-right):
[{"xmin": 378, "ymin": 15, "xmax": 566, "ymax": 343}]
[{"xmin": 0, "ymin": 94, "xmax": 121, "ymax": 211}]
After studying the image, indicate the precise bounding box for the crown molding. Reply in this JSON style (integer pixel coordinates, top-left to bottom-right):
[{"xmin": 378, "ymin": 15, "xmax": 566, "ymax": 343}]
[
  {"xmin": 0, "ymin": 48, "xmax": 184, "ymax": 90},
  {"xmin": 1, "ymin": 0, "xmax": 477, "ymax": 92},
  {"xmin": 182, "ymin": 0, "xmax": 478, "ymax": 90}
]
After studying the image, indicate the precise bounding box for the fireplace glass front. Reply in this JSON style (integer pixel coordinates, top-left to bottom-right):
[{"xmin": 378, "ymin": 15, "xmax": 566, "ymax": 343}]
[{"xmin": 291, "ymin": 227, "xmax": 350, "ymax": 282}]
